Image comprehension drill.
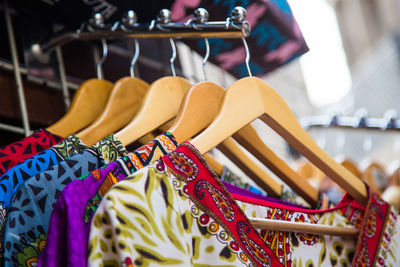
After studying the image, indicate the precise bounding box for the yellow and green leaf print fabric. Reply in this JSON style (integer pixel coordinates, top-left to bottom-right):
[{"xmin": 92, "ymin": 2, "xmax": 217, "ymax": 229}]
[{"xmin": 87, "ymin": 143, "xmax": 400, "ymax": 267}]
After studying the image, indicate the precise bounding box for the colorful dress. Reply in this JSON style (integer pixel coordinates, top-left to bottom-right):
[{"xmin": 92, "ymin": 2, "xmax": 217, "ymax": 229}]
[
  {"xmin": 3, "ymin": 135, "xmax": 126, "ymax": 266},
  {"xmin": 38, "ymin": 133, "xmax": 178, "ymax": 267},
  {"xmin": 0, "ymin": 129, "xmax": 63, "ymax": 176},
  {"xmin": 88, "ymin": 143, "xmax": 399, "ymax": 267}
]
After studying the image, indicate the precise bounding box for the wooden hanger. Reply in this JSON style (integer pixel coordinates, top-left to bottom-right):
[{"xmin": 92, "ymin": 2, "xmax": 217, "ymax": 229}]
[
  {"xmin": 76, "ymin": 77, "xmax": 149, "ymax": 146},
  {"xmin": 203, "ymin": 153, "xmax": 224, "ymax": 177},
  {"xmin": 338, "ymin": 157, "xmax": 362, "ymax": 179},
  {"xmin": 191, "ymin": 77, "xmax": 368, "ymax": 205},
  {"xmin": 217, "ymin": 138, "xmax": 282, "ymax": 197},
  {"xmin": 388, "ymin": 163, "xmax": 400, "ymax": 187},
  {"xmin": 168, "ymin": 81, "xmax": 282, "ymax": 197},
  {"xmin": 249, "ymin": 217, "xmax": 358, "ymax": 237},
  {"xmin": 361, "ymin": 161, "xmax": 388, "ymax": 195},
  {"xmin": 115, "ymin": 76, "xmax": 192, "ymax": 146},
  {"xmin": 46, "ymin": 78, "xmax": 113, "ymax": 137},
  {"xmin": 232, "ymin": 125, "xmax": 319, "ymax": 206},
  {"xmin": 382, "ymin": 185, "xmax": 400, "ymax": 209}
]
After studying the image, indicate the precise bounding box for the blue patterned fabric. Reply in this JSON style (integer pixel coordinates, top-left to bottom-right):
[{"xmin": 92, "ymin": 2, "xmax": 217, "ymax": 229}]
[
  {"xmin": 3, "ymin": 135, "xmax": 127, "ymax": 266},
  {"xmin": 0, "ymin": 136, "xmax": 86, "ymax": 224}
]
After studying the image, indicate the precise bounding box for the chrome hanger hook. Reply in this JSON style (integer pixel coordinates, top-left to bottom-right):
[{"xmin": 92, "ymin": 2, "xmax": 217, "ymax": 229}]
[
  {"xmin": 96, "ymin": 39, "xmax": 108, "ymax": 79},
  {"xmin": 230, "ymin": 7, "xmax": 252, "ymax": 77},
  {"xmin": 192, "ymin": 8, "xmax": 211, "ymax": 80},
  {"xmin": 130, "ymin": 39, "xmax": 140, "ymax": 78},
  {"xmin": 169, "ymin": 38, "xmax": 177, "ymax": 76},
  {"xmin": 242, "ymin": 36, "xmax": 252, "ymax": 77},
  {"xmin": 202, "ymin": 38, "xmax": 210, "ymax": 80}
]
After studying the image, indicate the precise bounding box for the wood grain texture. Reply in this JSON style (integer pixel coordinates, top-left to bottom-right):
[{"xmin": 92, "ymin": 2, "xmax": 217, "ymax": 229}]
[
  {"xmin": 191, "ymin": 77, "xmax": 367, "ymax": 205},
  {"xmin": 77, "ymin": 77, "xmax": 149, "ymax": 146},
  {"xmin": 46, "ymin": 78, "xmax": 113, "ymax": 137}
]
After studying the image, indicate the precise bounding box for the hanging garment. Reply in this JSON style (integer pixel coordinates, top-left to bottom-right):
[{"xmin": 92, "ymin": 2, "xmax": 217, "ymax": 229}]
[
  {"xmin": 87, "ymin": 143, "xmax": 399, "ymax": 267},
  {"xmin": 0, "ymin": 136, "xmax": 86, "ymax": 216},
  {"xmin": 0, "ymin": 129, "xmax": 63, "ymax": 176},
  {"xmin": 38, "ymin": 132, "xmax": 178, "ymax": 267},
  {"xmin": 220, "ymin": 166, "xmax": 300, "ymax": 205},
  {"xmin": 2, "ymin": 135, "xmax": 126, "ymax": 266},
  {"xmin": 220, "ymin": 166, "xmax": 268, "ymax": 196},
  {"xmin": 0, "ymin": 135, "xmax": 86, "ymax": 264}
]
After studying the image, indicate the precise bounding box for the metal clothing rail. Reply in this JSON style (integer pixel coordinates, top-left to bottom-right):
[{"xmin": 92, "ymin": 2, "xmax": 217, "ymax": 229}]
[
  {"xmin": 300, "ymin": 111, "xmax": 400, "ymax": 131},
  {"xmin": 31, "ymin": 8, "xmax": 250, "ymax": 61},
  {"xmin": 2, "ymin": 1, "xmax": 31, "ymax": 136},
  {"xmin": 1, "ymin": 5, "xmax": 250, "ymax": 136}
]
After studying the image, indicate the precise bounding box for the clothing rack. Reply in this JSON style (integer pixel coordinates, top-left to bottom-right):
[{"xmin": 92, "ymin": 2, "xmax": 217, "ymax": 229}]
[
  {"xmin": 300, "ymin": 110, "xmax": 400, "ymax": 131},
  {"xmin": 0, "ymin": 3, "xmax": 249, "ymax": 137},
  {"xmin": 30, "ymin": 9, "xmax": 250, "ymax": 61}
]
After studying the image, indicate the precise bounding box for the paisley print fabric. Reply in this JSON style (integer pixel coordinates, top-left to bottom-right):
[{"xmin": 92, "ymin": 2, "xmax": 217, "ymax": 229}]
[
  {"xmin": 0, "ymin": 129, "xmax": 63, "ymax": 176},
  {"xmin": 87, "ymin": 143, "xmax": 400, "ymax": 267},
  {"xmin": 38, "ymin": 133, "xmax": 178, "ymax": 267},
  {"xmin": 3, "ymin": 135, "xmax": 127, "ymax": 266}
]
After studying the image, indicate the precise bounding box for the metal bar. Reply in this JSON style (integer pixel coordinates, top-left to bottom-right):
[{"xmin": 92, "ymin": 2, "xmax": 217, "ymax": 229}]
[
  {"xmin": 55, "ymin": 46, "xmax": 71, "ymax": 111},
  {"xmin": 4, "ymin": 1, "xmax": 30, "ymax": 136},
  {"xmin": 301, "ymin": 115, "xmax": 400, "ymax": 131},
  {"xmin": 0, "ymin": 123, "xmax": 26, "ymax": 134},
  {"xmin": 31, "ymin": 21, "xmax": 250, "ymax": 59},
  {"xmin": 0, "ymin": 59, "xmax": 80, "ymax": 90}
]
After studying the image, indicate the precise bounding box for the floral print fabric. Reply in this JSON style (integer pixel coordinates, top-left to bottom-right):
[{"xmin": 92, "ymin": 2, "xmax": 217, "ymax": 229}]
[
  {"xmin": 0, "ymin": 129, "xmax": 63, "ymax": 176},
  {"xmin": 3, "ymin": 135, "xmax": 126, "ymax": 266},
  {"xmin": 87, "ymin": 143, "xmax": 400, "ymax": 267},
  {"xmin": 38, "ymin": 133, "xmax": 178, "ymax": 267}
]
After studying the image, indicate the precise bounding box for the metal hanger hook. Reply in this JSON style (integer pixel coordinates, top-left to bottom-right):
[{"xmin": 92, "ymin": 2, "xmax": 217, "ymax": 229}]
[
  {"xmin": 202, "ymin": 38, "xmax": 210, "ymax": 81},
  {"xmin": 130, "ymin": 39, "xmax": 140, "ymax": 77},
  {"xmin": 192, "ymin": 8, "xmax": 211, "ymax": 81},
  {"xmin": 230, "ymin": 7, "xmax": 252, "ymax": 77},
  {"xmin": 96, "ymin": 39, "xmax": 108, "ymax": 79},
  {"xmin": 169, "ymin": 38, "xmax": 177, "ymax": 76}
]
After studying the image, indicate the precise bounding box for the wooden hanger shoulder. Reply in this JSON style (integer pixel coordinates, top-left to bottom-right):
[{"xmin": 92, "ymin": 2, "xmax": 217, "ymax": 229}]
[
  {"xmin": 191, "ymin": 77, "xmax": 367, "ymax": 205},
  {"xmin": 168, "ymin": 82, "xmax": 225, "ymax": 144},
  {"xmin": 46, "ymin": 78, "xmax": 113, "ymax": 137},
  {"xmin": 336, "ymin": 156, "xmax": 362, "ymax": 179},
  {"xmin": 116, "ymin": 76, "xmax": 192, "ymax": 147},
  {"xmin": 76, "ymin": 77, "xmax": 149, "ymax": 146},
  {"xmin": 362, "ymin": 161, "xmax": 388, "ymax": 194},
  {"xmin": 169, "ymin": 81, "xmax": 282, "ymax": 196}
]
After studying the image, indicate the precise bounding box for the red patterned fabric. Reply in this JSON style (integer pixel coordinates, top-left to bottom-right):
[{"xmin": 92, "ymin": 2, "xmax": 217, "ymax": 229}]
[
  {"xmin": 163, "ymin": 144, "xmax": 282, "ymax": 266},
  {"xmin": 352, "ymin": 189, "xmax": 391, "ymax": 266},
  {"xmin": 0, "ymin": 129, "xmax": 63, "ymax": 176}
]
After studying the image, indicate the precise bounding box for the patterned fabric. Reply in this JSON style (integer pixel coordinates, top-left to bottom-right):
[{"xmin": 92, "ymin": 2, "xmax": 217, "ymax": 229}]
[
  {"xmin": 38, "ymin": 133, "xmax": 178, "ymax": 267},
  {"xmin": 87, "ymin": 143, "xmax": 400, "ymax": 267},
  {"xmin": 0, "ymin": 129, "xmax": 63, "ymax": 176},
  {"xmin": 3, "ymin": 135, "xmax": 126, "ymax": 266},
  {"xmin": 174, "ymin": 0, "xmax": 308, "ymax": 78},
  {"xmin": 220, "ymin": 166, "xmax": 300, "ymax": 205},
  {"xmin": 0, "ymin": 136, "xmax": 86, "ymax": 214},
  {"xmin": 0, "ymin": 135, "xmax": 86, "ymax": 264}
]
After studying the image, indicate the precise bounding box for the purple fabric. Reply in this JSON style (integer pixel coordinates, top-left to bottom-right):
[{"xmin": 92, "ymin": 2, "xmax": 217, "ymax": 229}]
[
  {"xmin": 38, "ymin": 133, "xmax": 178, "ymax": 267},
  {"xmin": 222, "ymin": 181, "xmax": 305, "ymax": 209},
  {"xmin": 39, "ymin": 163, "xmax": 126, "ymax": 267}
]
